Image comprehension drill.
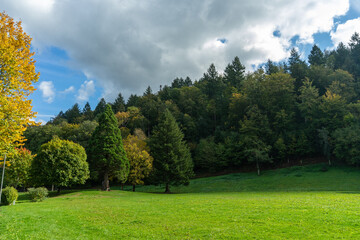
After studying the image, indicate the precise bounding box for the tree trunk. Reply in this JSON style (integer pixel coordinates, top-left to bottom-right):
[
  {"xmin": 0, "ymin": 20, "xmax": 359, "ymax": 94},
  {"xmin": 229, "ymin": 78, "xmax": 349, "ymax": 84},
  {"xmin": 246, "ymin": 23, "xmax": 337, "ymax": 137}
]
[
  {"xmin": 102, "ymin": 171, "xmax": 110, "ymax": 191},
  {"xmin": 57, "ymin": 186, "xmax": 61, "ymax": 194},
  {"xmin": 51, "ymin": 184, "xmax": 54, "ymax": 191},
  {"xmin": 132, "ymin": 185, "xmax": 135, "ymax": 192},
  {"xmin": 165, "ymin": 183, "xmax": 171, "ymax": 193},
  {"xmin": 256, "ymin": 160, "xmax": 260, "ymax": 176},
  {"xmin": 121, "ymin": 183, "xmax": 124, "ymax": 190}
]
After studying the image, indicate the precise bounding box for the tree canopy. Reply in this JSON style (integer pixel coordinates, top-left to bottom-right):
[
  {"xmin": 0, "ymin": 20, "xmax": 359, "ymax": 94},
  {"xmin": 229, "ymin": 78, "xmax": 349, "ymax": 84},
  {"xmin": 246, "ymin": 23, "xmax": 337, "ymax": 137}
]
[{"xmin": 0, "ymin": 12, "xmax": 39, "ymax": 154}]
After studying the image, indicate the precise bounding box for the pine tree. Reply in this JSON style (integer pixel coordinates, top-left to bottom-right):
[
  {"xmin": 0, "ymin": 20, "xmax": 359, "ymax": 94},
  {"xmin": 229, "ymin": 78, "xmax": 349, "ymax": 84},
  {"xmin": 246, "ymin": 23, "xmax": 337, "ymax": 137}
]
[
  {"xmin": 87, "ymin": 104, "xmax": 129, "ymax": 191},
  {"xmin": 64, "ymin": 103, "xmax": 81, "ymax": 123},
  {"xmin": 82, "ymin": 102, "xmax": 94, "ymax": 120},
  {"xmin": 224, "ymin": 56, "xmax": 245, "ymax": 88},
  {"xmin": 112, "ymin": 93, "xmax": 126, "ymax": 114},
  {"xmin": 149, "ymin": 109, "xmax": 193, "ymax": 193},
  {"xmin": 94, "ymin": 98, "xmax": 107, "ymax": 118},
  {"xmin": 308, "ymin": 45, "xmax": 325, "ymax": 66}
]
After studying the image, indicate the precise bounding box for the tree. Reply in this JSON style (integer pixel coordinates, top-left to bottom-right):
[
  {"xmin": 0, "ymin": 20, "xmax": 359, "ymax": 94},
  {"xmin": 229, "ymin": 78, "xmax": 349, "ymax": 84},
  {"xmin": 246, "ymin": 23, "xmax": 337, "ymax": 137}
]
[
  {"xmin": 224, "ymin": 56, "xmax": 245, "ymax": 88},
  {"xmin": 6, "ymin": 147, "xmax": 34, "ymax": 188},
  {"xmin": 149, "ymin": 109, "xmax": 193, "ymax": 193},
  {"xmin": 87, "ymin": 104, "xmax": 129, "ymax": 191},
  {"xmin": 112, "ymin": 93, "xmax": 126, "ymax": 113},
  {"xmin": 123, "ymin": 133, "xmax": 153, "ymax": 191},
  {"xmin": 332, "ymin": 124, "xmax": 360, "ymax": 166},
  {"xmin": 31, "ymin": 137, "xmax": 89, "ymax": 192},
  {"xmin": 64, "ymin": 103, "xmax": 81, "ymax": 124},
  {"xmin": 94, "ymin": 98, "xmax": 107, "ymax": 118},
  {"xmin": 0, "ymin": 12, "xmax": 39, "ymax": 153},
  {"xmin": 82, "ymin": 102, "xmax": 94, "ymax": 121},
  {"xmin": 265, "ymin": 59, "xmax": 280, "ymax": 75},
  {"xmin": 308, "ymin": 45, "xmax": 325, "ymax": 66},
  {"xmin": 194, "ymin": 137, "xmax": 226, "ymax": 172},
  {"xmin": 239, "ymin": 135, "xmax": 271, "ymax": 176},
  {"xmin": 288, "ymin": 48, "xmax": 308, "ymax": 91}
]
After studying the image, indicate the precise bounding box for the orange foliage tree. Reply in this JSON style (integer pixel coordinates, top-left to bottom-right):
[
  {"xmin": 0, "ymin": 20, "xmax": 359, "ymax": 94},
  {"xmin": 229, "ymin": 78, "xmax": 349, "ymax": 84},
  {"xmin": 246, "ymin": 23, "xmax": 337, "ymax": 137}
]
[{"xmin": 0, "ymin": 12, "xmax": 39, "ymax": 155}]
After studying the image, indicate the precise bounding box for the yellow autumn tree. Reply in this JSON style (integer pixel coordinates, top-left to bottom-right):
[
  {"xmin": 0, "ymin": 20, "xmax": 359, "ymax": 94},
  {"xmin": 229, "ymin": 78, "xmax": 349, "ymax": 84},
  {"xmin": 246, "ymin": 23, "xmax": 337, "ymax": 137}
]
[
  {"xmin": 123, "ymin": 131, "xmax": 153, "ymax": 192},
  {"xmin": 0, "ymin": 12, "xmax": 39, "ymax": 156}
]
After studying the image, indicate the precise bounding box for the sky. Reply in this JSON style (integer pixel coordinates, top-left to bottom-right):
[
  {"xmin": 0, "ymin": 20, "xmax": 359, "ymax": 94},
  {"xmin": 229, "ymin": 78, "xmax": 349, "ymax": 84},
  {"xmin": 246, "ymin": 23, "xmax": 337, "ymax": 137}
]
[{"xmin": 1, "ymin": 0, "xmax": 360, "ymax": 124}]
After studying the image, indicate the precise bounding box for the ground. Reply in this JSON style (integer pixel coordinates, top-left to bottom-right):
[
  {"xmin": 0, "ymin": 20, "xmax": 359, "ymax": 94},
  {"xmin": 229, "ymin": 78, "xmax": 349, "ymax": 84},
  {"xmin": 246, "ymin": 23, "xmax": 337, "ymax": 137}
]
[{"xmin": 1, "ymin": 163, "xmax": 360, "ymax": 239}]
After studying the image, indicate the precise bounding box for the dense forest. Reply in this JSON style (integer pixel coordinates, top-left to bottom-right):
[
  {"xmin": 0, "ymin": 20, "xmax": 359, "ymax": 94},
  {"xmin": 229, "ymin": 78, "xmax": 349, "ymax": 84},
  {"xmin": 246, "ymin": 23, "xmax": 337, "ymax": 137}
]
[{"xmin": 24, "ymin": 32, "xmax": 360, "ymax": 181}]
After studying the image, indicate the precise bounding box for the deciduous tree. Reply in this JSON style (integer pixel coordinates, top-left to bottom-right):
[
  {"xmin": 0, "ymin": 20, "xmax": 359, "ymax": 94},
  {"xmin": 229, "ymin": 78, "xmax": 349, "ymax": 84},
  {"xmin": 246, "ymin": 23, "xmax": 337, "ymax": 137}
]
[
  {"xmin": 31, "ymin": 137, "xmax": 89, "ymax": 192},
  {"xmin": 0, "ymin": 12, "xmax": 39, "ymax": 153}
]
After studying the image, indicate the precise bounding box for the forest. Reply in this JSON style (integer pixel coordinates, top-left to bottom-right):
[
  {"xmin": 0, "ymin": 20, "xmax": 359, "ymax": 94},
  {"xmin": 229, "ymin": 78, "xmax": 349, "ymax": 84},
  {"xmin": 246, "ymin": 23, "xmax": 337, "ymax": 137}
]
[{"xmin": 10, "ymin": 32, "xmax": 360, "ymax": 192}]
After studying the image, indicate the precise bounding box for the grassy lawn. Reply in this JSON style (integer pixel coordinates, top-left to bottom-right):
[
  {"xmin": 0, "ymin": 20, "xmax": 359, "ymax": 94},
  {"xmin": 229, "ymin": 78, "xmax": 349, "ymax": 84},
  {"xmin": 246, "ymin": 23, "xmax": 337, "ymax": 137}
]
[{"xmin": 1, "ymin": 164, "xmax": 360, "ymax": 239}]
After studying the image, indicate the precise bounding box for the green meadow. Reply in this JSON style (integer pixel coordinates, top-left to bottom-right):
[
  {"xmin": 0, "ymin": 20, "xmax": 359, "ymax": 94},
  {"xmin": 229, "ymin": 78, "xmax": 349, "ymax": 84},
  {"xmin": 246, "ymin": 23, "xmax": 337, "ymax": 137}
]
[{"xmin": 2, "ymin": 164, "xmax": 360, "ymax": 239}]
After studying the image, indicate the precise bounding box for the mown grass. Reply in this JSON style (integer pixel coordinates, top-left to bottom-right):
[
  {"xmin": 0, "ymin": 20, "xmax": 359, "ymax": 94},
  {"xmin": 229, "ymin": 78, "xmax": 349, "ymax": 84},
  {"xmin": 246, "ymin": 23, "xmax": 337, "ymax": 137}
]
[{"xmin": 1, "ymin": 163, "xmax": 360, "ymax": 239}]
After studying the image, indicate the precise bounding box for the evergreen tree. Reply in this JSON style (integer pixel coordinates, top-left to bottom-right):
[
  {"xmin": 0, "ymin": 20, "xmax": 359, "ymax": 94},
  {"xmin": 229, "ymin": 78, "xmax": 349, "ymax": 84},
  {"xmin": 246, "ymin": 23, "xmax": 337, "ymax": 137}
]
[
  {"xmin": 149, "ymin": 109, "xmax": 193, "ymax": 193},
  {"xmin": 87, "ymin": 104, "xmax": 129, "ymax": 190},
  {"xmin": 94, "ymin": 98, "xmax": 107, "ymax": 118},
  {"xmin": 64, "ymin": 103, "xmax": 81, "ymax": 124},
  {"xmin": 265, "ymin": 59, "xmax": 280, "ymax": 75},
  {"xmin": 82, "ymin": 102, "xmax": 94, "ymax": 121},
  {"xmin": 127, "ymin": 94, "xmax": 141, "ymax": 107},
  {"xmin": 224, "ymin": 56, "xmax": 245, "ymax": 88},
  {"xmin": 308, "ymin": 45, "xmax": 325, "ymax": 66},
  {"xmin": 288, "ymin": 48, "xmax": 308, "ymax": 92},
  {"xmin": 112, "ymin": 93, "xmax": 126, "ymax": 114},
  {"xmin": 144, "ymin": 86, "xmax": 153, "ymax": 96}
]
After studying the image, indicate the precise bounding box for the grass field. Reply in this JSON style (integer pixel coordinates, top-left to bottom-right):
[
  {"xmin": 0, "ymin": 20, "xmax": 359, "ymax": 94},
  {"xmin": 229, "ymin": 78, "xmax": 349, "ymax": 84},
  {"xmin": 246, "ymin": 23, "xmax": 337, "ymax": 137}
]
[{"xmin": 1, "ymin": 163, "xmax": 360, "ymax": 239}]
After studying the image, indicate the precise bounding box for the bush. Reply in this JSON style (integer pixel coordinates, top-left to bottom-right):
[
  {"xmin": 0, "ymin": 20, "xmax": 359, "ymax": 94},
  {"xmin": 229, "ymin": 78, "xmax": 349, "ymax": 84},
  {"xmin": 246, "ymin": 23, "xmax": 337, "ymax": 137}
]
[
  {"xmin": 28, "ymin": 187, "xmax": 48, "ymax": 202},
  {"xmin": 1, "ymin": 186, "xmax": 18, "ymax": 205}
]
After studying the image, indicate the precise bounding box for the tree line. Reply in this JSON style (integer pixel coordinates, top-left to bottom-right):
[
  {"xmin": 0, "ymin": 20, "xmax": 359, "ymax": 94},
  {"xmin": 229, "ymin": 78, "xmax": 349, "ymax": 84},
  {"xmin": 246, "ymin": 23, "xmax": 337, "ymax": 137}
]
[{"xmin": 8, "ymin": 32, "xmax": 360, "ymax": 192}]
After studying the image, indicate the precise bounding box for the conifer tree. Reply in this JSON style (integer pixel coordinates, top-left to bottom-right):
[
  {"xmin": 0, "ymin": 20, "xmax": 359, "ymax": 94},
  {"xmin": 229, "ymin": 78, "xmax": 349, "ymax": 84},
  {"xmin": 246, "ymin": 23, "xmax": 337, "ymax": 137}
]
[
  {"xmin": 94, "ymin": 98, "xmax": 107, "ymax": 118},
  {"xmin": 82, "ymin": 102, "xmax": 94, "ymax": 120},
  {"xmin": 112, "ymin": 93, "xmax": 126, "ymax": 114},
  {"xmin": 87, "ymin": 104, "xmax": 129, "ymax": 191},
  {"xmin": 149, "ymin": 109, "xmax": 193, "ymax": 193}
]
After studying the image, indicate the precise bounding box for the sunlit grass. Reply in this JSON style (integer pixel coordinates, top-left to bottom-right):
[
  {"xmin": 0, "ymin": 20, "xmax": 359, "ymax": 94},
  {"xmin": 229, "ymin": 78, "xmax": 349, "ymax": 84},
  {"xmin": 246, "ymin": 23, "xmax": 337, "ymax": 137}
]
[{"xmin": 1, "ymin": 164, "xmax": 360, "ymax": 239}]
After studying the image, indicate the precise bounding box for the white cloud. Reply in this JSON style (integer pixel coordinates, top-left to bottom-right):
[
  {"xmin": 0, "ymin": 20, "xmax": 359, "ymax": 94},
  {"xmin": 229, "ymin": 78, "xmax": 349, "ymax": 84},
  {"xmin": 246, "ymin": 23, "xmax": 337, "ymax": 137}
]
[
  {"xmin": 39, "ymin": 81, "xmax": 55, "ymax": 103},
  {"xmin": 0, "ymin": 0, "xmax": 350, "ymax": 100},
  {"xmin": 60, "ymin": 86, "xmax": 75, "ymax": 94},
  {"xmin": 331, "ymin": 17, "xmax": 360, "ymax": 47},
  {"xmin": 77, "ymin": 80, "xmax": 95, "ymax": 102}
]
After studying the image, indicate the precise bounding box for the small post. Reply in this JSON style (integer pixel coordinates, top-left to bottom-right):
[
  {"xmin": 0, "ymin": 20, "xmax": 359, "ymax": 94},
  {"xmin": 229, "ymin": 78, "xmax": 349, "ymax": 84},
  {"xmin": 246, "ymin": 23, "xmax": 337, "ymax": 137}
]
[{"xmin": 0, "ymin": 153, "xmax": 7, "ymax": 205}]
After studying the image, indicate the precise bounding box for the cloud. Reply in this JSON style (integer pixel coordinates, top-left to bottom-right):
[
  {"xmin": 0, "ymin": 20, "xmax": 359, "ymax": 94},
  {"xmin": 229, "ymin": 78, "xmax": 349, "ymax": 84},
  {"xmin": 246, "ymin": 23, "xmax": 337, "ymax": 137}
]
[
  {"xmin": 331, "ymin": 17, "xmax": 360, "ymax": 47},
  {"xmin": 77, "ymin": 80, "xmax": 95, "ymax": 102},
  {"xmin": 1, "ymin": 0, "xmax": 349, "ymax": 100},
  {"xmin": 39, "ymin": 81, "xmax": 55, "ymax": 103},
  {"xmin": 60, "ymin": 86, "xmax": 75, "ymax": 94}
]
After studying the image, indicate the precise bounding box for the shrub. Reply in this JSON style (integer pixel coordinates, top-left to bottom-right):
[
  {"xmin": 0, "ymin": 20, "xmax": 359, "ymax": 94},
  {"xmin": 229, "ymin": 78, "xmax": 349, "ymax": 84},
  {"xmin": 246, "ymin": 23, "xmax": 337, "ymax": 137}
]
[
  {"xmin": 28, "ymin": 187, "xmax": 48, "ymax": 202},
  {"xmin": 1, "ymin": 186, "xmax": 18, "ymax": 205}
]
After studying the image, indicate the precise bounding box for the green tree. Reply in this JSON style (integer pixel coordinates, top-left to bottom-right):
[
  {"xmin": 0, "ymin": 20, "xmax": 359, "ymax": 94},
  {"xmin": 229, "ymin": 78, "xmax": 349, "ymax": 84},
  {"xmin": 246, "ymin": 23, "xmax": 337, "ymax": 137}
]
[
  {"xmin": 64, "ymin": 103, "xmax": 82, "ymax": 124},
  {"xmin": 6, "ymin": 147, "xmax": 34, "ymax": 188},
  {"xmin": 194, "ymin": 137, "xmax": 226, "ymax": 172},
  {"xmin": 308, "ymin": 45, "xmax": 325, "ymax": 66},
  {"xmin": 149, "ymin": 109, "xmax": 193, "ymax": 193},
  {"xmin": 112, "ymin": 93, "xmax": 126, "ymax": 114},
  {"xmin": 94, "ymin": 98, "xmax": 107, "ymax": 118},
  {"xmin": 31, "ymin": 137, "xmax": 89, "ymax": 192},
  {"xmin": 224, "ymin": 56, "xmax": 245, "ymax": 89},
  {"xmin": 288, "ymin": 48, "xmax": 308, "ymax": 91},
  {"xmin": 82, "ymin": 102, "xmax": 94, "ymax": 121},
  {"xmin": 332, "ymin": 124, "xmax": 360, "ymax": 166},
  {"xmin": 87, "ymin": 104, "xmax": 129, "ymax": 191}
]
